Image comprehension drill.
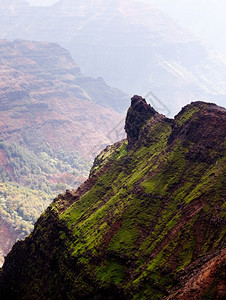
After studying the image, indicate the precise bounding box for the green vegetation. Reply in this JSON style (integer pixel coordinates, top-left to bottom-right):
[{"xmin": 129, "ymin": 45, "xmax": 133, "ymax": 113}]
[
  {"xmin": 96, "ymin": 259, "xmax": 126, "ymax": 285},
  {"xmin": 175, "ymin": 104, "xmax": 201, "ymax": 126},
  {"xmin": 0, "ymin": 102, "xmax": 225, "ymax": 299},
  {"xmin": 0, "ymin": 140, "xmax": 90, "ymax": 241},
  {"xmin": 0, "ymin": 182, "xmax": 51, "ymax": 237},
  {"xmin": 59, "ymin": 105, "xmax": 225, "ymax": 298},
  {"xmin": 90, "ymin": 140, "xmax": 128, "ymax": 176}
]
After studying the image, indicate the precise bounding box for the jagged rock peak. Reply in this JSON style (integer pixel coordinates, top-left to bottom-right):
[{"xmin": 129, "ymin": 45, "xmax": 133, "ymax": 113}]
[{"xmin": 125, "ymin": 95, "xmax": 157, "ymax": 150}]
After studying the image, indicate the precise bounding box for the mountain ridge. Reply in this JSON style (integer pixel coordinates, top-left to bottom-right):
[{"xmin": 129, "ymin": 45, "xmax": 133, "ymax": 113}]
[{"xmin": 0, "ymin": 97, "xmax": 225, "ymax": 299}]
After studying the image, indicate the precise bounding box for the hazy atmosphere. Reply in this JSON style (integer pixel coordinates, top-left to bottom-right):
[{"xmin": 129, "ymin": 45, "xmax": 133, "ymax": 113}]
[
  {"xmin": 27, "ymin": 0, "xmax": 226, "ymax": 54},
  {"xmin": 0, "ymin": 1, "xmax": 225, "ymax": 299}
]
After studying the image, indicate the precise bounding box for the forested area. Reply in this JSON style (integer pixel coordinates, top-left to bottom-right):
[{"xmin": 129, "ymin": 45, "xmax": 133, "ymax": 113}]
[{"xmin": 0, "ymin": 140, "xmax": 90, "ymax": 240}]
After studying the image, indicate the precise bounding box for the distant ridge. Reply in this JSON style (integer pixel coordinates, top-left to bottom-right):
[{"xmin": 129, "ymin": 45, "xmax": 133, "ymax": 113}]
[{"xmin": 1, "ymin": 0, "xmax": 226, "ymax": 115}]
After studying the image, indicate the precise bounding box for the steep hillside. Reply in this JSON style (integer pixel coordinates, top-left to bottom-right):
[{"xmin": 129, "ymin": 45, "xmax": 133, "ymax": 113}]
[
  {"xmin": 0, "ymin": 0, "xmax": 226, "ymax": 115},
  {"xmin": 0, "ymin": 39, "xmax": 127, "ymax": 266},
  {"xmin": 0, "ymin": 97, "xmax": 225, "ymax": 299}
]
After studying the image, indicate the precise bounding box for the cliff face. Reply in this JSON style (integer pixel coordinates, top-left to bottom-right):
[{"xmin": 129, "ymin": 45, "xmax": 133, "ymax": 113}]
[
  {"xmin": 0, "ymin": 98, "xmax": 225, "ymax": 299},
  {"xmin": 0, "ymin": 39, "xmax": 127, "ymax": 157},
  {"xmin": 1, "ymin": 0, "xmax": 226, "ymax": 115},
  {"xmin": 125, "ymin": 95, "xmax": 157, "ymax": 150}
]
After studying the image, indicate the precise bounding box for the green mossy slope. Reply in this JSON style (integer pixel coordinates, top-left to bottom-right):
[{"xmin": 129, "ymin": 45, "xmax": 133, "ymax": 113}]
[{"xmin": 0, "ymin": 101, "xmax": 225, "ymax": 299}]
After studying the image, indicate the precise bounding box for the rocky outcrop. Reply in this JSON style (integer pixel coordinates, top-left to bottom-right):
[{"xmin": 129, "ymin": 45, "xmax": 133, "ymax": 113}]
[
  {"xmin": 125, "ymin": 95, "xmax": 157, "ymax": 149},
  {"xmin": 168, "ymin": 101, "xmax": 226, "ymax": 163},
  {"xmin": 165, "ymin": 249, "xmax": 226, "ymax": 300}
]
